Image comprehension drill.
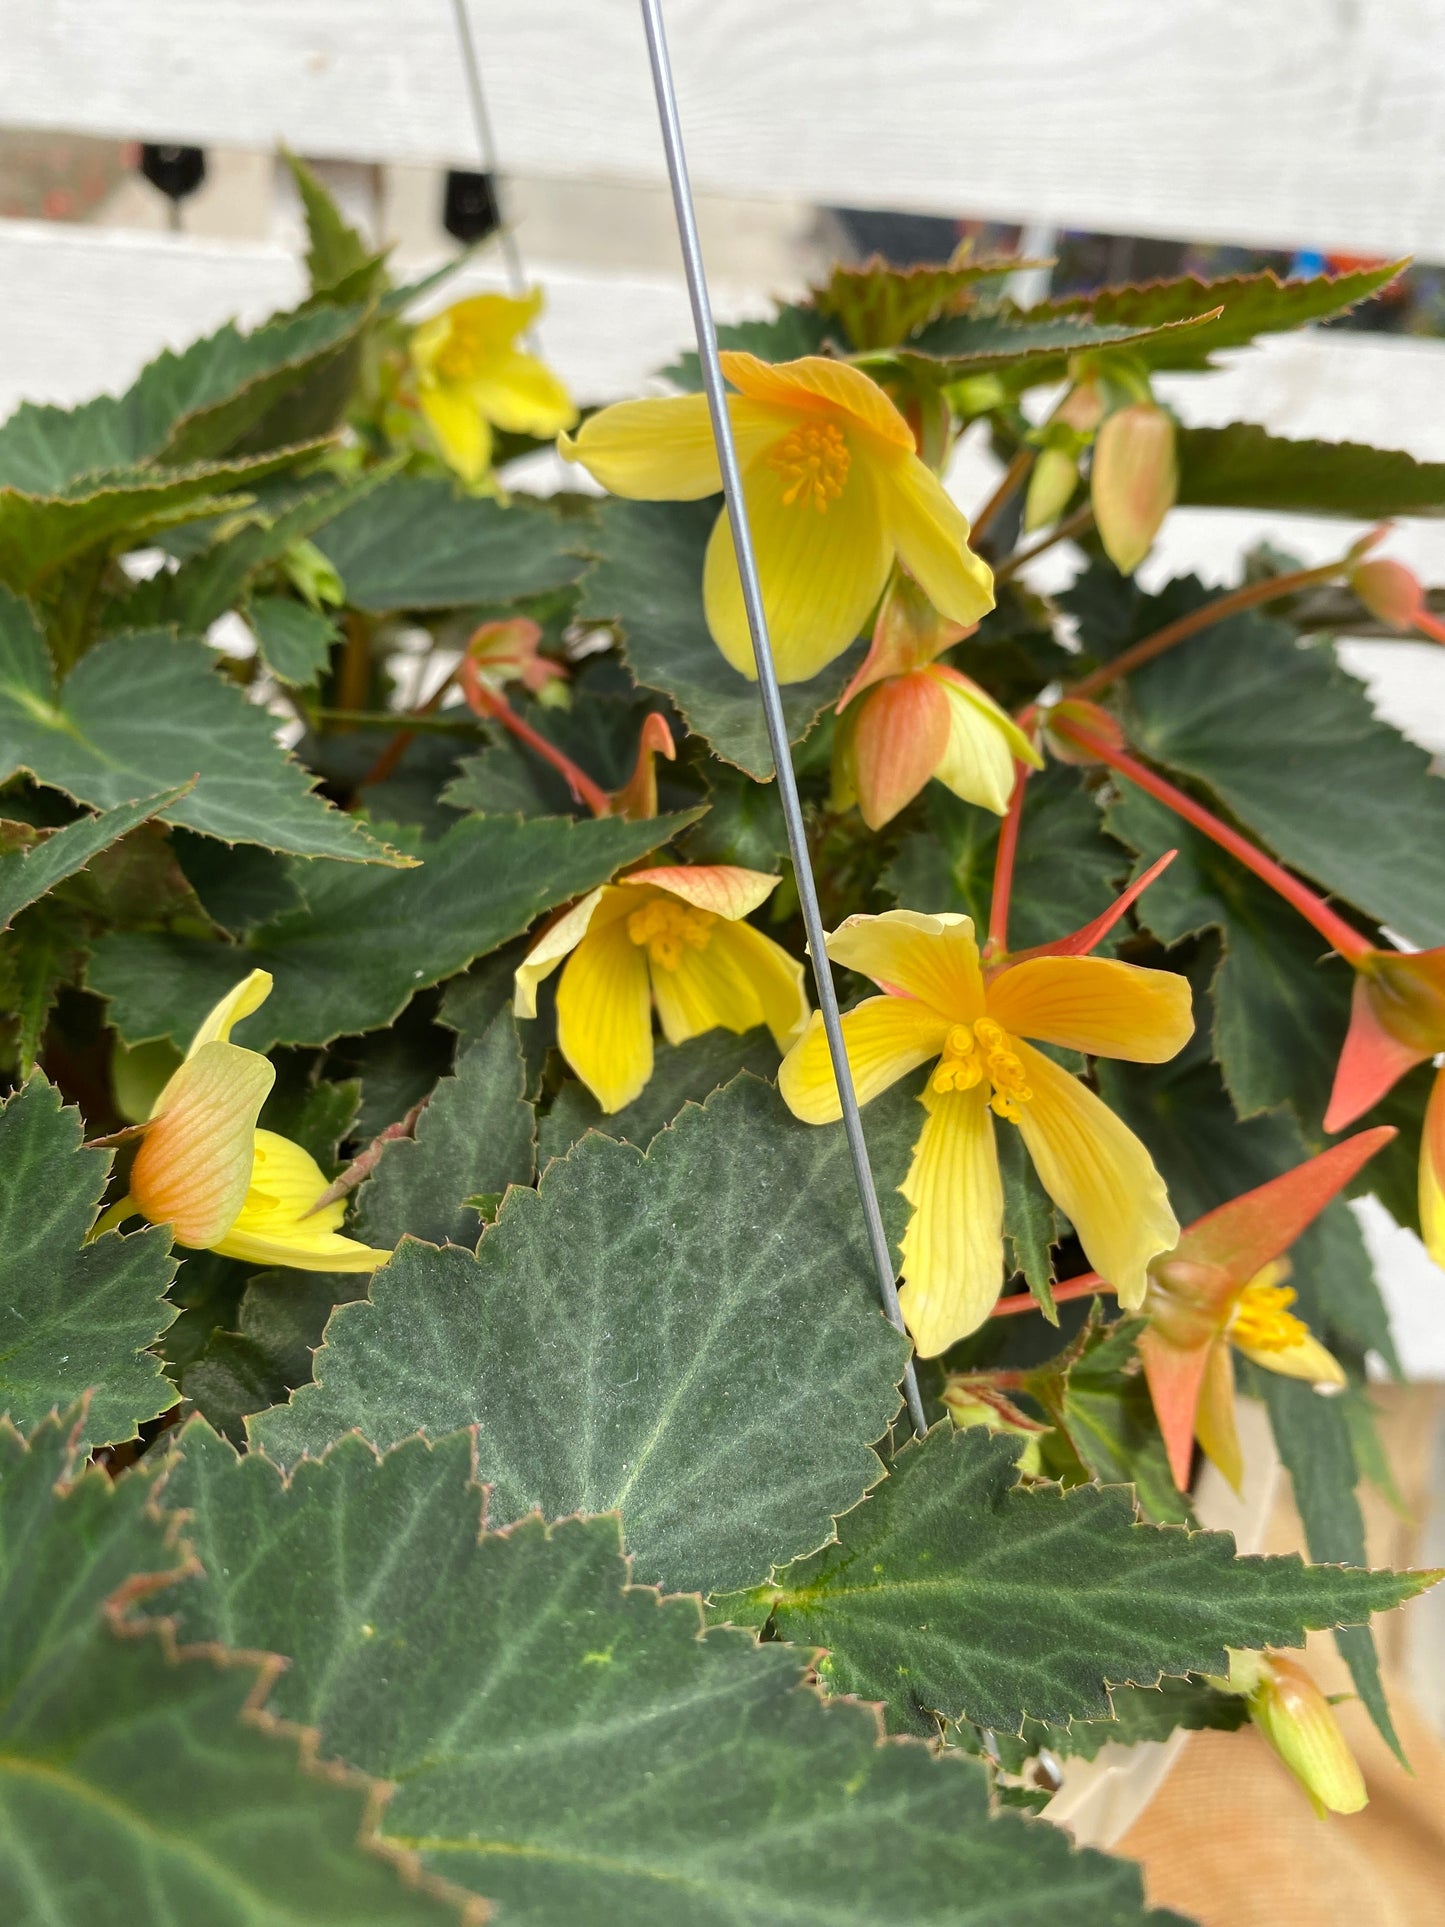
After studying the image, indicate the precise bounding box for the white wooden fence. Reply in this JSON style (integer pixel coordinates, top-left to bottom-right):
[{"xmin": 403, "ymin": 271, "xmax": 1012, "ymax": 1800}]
[{"xmin": 1, "ymin": 0, "xmax": 1444, "ymax": 1362}]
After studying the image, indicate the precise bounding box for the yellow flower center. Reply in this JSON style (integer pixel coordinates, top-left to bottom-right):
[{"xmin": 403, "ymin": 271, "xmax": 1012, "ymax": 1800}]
[
  {"xmin": 766, "ymin": 420, "xmax": 851, "ymax": 512},
  {"xmin": 627, "ymin": 897, "xmax": 714, "ymax": 972},
  {"xmin": 1229, "ymin": 1270, "xmax": 1310, "ymax": 1354},
  {"xmin": 931, "ymin": 1017, "xmax": 1033, "ymax": 1122},
  {"xmin": 434, "ymin": 310, "xmax": 492, "ymax": 382}
]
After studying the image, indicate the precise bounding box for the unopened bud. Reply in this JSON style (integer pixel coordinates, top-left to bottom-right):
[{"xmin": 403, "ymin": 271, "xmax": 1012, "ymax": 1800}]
[
  {"xmin": 1246, "ymin": 1653, "xmax": 1367, "ymax": 1817},
  {"xmin": 1091, "ymin": 402, "xmax": 1178, "ymax": 576},
  {"xmin": 942, "ymin": 1376, "xmax": 1050, "ymax": 1475},
  {"xmin": 1057, "ymin": 380, "xmax": 1106, "ymax": 434},
  {"xmin": 1023, "ymin": 445, "xmax": 1079, "ymax": 533},
  {"xmin": 1351, "ymin": 557, "xmax": 1424, "ymax": 630},
  {"xmin": 1043, "ymin": 697, "xmax": 1126, "ymax": 766}
]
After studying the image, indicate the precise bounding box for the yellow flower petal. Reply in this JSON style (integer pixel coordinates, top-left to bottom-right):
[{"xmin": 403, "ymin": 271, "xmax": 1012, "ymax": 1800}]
[
  {"xmin": 432, "ymin": 290, "xmax": 542, "ymax": 361},
  {"xmin": 879, "ymin": 455, "xmax": 996, "ymax": 631},
  {"xmin": 514, "ymin": 887, "xmax": 619, "ymax": 1020},
  {"xmin": 419, "ymin": 383, "xmax": 494, "ymax": 483},
  {"xmin": 1011, "ymin": 1040, "xmax": 1178, "ymax": 1307},
  {"xmin": 560, "ymin": 393, "xmax": 783, "ymax": 500},
  {"xmin": 986, "ymin": 957, "xmax": 1194, "ymax": 1063},
  {"xmin": 719, "ymin": 352, "xmax": 915, "ymax": 451},
  {"xmin": 130, "ymin": 1041, "xmax": 275, "ymax": 1248},
  {"xmin": 648, "ymin": 915, "xmax": 807, "ymax": 1053},
  {"xmin": 467, "ymin": 347, "xmax": 577, "ymax": 438},
  {"xmin": 623, "ymin": 864, "xmax": 780, "ymax": 921},
  {"xmin": 212, "ymin": 1129, "xmax": 388, "ymax": 1272},
  {"xmin": 703, "ymin": 441, "xmax": 891, "ymax": 682},
  {"xmin": 1193, "ymin": 1339, "xmax": 1245, "ymax": 1491},
  {"xmin": 1420, "ymin": 1064, "xmax": 1445, "ymax": 1267},
  {"xmin": 185, "ymin": 968, "xmax": 273, "ymax": 1058},
  {"xmin": 928, "ymin": 672, "xmax": 1024, "ymax": 816},
  {"xmin": 1233, "ymin": 1328, "xmax": 1346, "ymax": 1385},
  {"xmin": 826, "ymin": 909, "xmax": 984, "ymax": 1022},
  {"xmin": 898, "ymin": 1082, "xmax": 1005, "ymax": 1355},
  {"xmin": 779, "ymin": 995, "xmax": 949, "ymax": 1124},
  {"xmin": 555, "ymin": 911, "xmax": 654, "ymax": 1112}
]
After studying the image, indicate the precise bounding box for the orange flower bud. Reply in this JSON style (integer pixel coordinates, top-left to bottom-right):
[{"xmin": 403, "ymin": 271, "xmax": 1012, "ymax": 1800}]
[
  {"xmin": 1349, "ymin": 556, "xmax": 1425, "ymax": 630},
  {"xmin": 1043, "ymin": 698, "xmax": 1126, "ymax": 765},
  {"xmin": 466, "ymin": 616, "xmax": 566, "ymax": 697},
  {"xmin": 1091, "ymin": 402, "xmax": 1177, "ymax": 576}
]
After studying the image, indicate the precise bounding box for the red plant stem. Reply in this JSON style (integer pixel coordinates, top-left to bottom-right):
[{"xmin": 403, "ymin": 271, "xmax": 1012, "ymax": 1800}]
[
  {"xmin": 359, "ymin": 668, "xmax": 461, "ymax": 790},
  {"xmin": 463, "ymin": 670, "xmax": 613, "ymax": 817},
  {"xmin": 990, "ymin": 1271, "xmax": 1110, "ymax": 1318},
  {"xmin": 985, "ymin": 758, "xmax": 1033, "ymax": 957},
  {"xmin": 1051, "ymin": 714, "xmax": 1375, "ymax": 965},
  {"xmin": 993, "ymin": 502, "xmax": 1095, "ymax": 584},
  {"xmin": 1065, "ymin": 560, "xmax": 1344, "ymax": 702},
  {"xmin": 1416, "ymin": 609, "xmax": 1445, "ymax": 646},
  {"xmin": 971, "ymin": 446, "xmax": 1035, "ymax": 544}
]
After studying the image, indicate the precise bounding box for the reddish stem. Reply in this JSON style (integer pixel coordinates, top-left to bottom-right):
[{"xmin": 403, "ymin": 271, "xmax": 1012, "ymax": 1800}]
[
  {"xmin": 993, "ymin": 503, "xmax": 1095, "ymax": 584},
  {"xmin": 990, "ymin": 1271, "xmax": 1110, "ymax": 1318},
  {"xmin": 971, "ymin": 446, "xmax": 1035, "ymax": 544},
  {"xmin": 462, "ymin": 667, "xmax": 613, "ymax": 817},
  {"xmin": 985, "ymin": 758, "xmax": 1033, "ymax": 958},
  {"xmin": 359, "ymin": 668, "xmax": 460, "ymax": 790},
  {"xmin": 1066, "ymin": 559, "xmax": 1343, "ymax": 702},
  {"xmin": 1051, "ymin": 714, "xmax": 1374, "ymax": 965}
]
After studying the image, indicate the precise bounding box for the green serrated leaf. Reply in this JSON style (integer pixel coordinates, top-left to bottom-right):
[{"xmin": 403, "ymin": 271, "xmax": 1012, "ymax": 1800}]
[
  {"xmin": 1177, "ymin": 422, "xmax": 1445, "ymax": 516},
  {"xmin": 884, "ymin": 770, "xmax": 1129, "ymax": 954},
  {"xmin": 0, "ymin": 787, "xmax": 185, "ymax": 931},
  {"xmin": 1030, "ymin": 1318, "xmax": 1192, "ymax": 1527},
  {"xmin": 355, "ymin": 1010, "xmax": 534, "ymax": 1248},
  {"xmin": 284, "ymin": 150, "xmax": 388, "ymax": 301},
  {"xmin": 0, "ymin": 1413, "xmax": 462, "ymax": 1927},
  {"xmin": 574, "ymin": 498, "xmax": 858, "ymax": 779},
  {"xmin": 88, "ymin": 809, "xmax": 699, "ymax": 1050},
  {"xmin": 314, "ymin": 475, "xmax": 586, "ymax": 611},
  {"xmin": 0, "ymin": 305, "xmax": 366, "ymax": 492},
  {"xmin": 1114, "ymin": 591, "xmax": 1445, "ymax": 947},
  {"xmin": 537, "ymin": 1027, "xmax": 781, "ymax": 1165},
  {"xmin": 996, "ymin": 1123, "xmax": 1057, "ymax": 1313},
  {"xmin": 0, "ymin": 1079, "xmax": 176, "ymax": 1446},
  {"xmin": 159, "ymin": 1423, "xmax": 1181, "ymax": 1927},
  {"xmin": 248, "ymin": 593, "xmax": 338, "ymax": 684},
  {"xmin": 901, "ymin": 305, "xmax": 1220, "ymax": 381},
  {"xmin": 1019, "ymin": 1675, "xmax": 1249, "ymax": 1762},
  {"xmin": 254, "ymin": 1076, "xmax": 914, "ymax": 1593},
  {"xmin": 0, "ymin": 598, "xmax": 391, "ymax": 862},
  {"xmin": 760, "ymin": 1425, "xmax": 1432, "ymax": 1735}
]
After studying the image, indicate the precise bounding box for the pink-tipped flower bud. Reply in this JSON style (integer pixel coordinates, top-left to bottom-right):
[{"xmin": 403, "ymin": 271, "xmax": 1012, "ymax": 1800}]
[{"xmin": 1091, "ymin": 402, "xmax": 1178, "ymax": 576}]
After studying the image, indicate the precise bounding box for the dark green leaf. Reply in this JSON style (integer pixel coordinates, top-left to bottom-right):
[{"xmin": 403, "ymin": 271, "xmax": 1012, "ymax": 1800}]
[
  {"xmin": 758, "ymin": 1425, "xmax": 1431, "ymax": 1735},
  {"xmin": 284, "ymin": 150, "xmax": 387, "ymax": 300},
  {"xmin": 254, "ymin": 1076, "xmax": 913, "ymax": 1593},
  {"xmin": 575, "ymin": 498, "xmax": 857, "ymax": 778},
  {"xmin": 314, "ymin": 476, "xmax": 586, "ymax": 611},
  {"xmin": 1029, "ymin": 1318, "xmax": 1191, "ymax": 1527},
  {"xmin": 0, "ymin": 599, "xmax": 392, "ymax": 862},
  {"xmin": 884, "ymin": 770, "xmax": 1128, "ymax": 954},
  {"xmin": 355, "ymin": 1010, "xmax": 534, "ymax": 1248},
  {"xmin": 1019, "ymin": 1676, "xmax": 1249, "ymax": 1762},
  {"xmin": 1121, "ymin": 594, "xmax": 1445, "ymax": 946},
  {"xmin": 996, "ymin": 1123, "xmax": 1058, "ymax": 1314},
  {"xmin": 0, "ymin": 787, "xmax": 185, "ymax": 931},
  {"xmin": 902, "ymin": 307, "xmax": 1220, "ymax": 380},
  {"xmin": 0, "ymin": 1079, "xmax": 176, "ymax": 1447},
  {"xmin": 248, "ymin": 594, "xmax": 338, "ymax": 684},
  {"xmin": 88, "ymin": 809, "xmax": 699, "ymax": 1050},
  {"xmin": 537, "ymin": 1027, "xmax": 781, "ymax": 1164},
  {"xmin": 171, "ymin": 832, "xmax": 303, "ymax": 935},
  {"xmin": 160, "ymin": 1423, "xmax": 1181, "ymax": 1927},
  {"xmin": 1177, "ymin": 423, "xmax": 1445, "ymax": 516}
]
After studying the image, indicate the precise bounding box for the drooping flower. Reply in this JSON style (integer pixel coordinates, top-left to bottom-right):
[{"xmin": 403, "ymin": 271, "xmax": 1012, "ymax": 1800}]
[
  {"xmin": 1324, "ymin": 944, "xmax": 1445, "ymax": 1268},
  {"xmin": 1219, "ymin": 1651, "xmax": 1367, "ymax": 1817},
  {"xmin": 778, "ymin": 897, "xmax": 1192, "ymax": 1354},
  {"xmin": 559, "ymin": 352, "xmax": 995, "ymax": 683},
  {"xmin": 464, "ymin": 615, "xmax": 567, "ymax": 702},
  {"xmin": 410, "ymin": 290, "xmax": 577, "ymax": 484},
  {"xmin": 113, "ymin": 971, "xmax": 389, "ymax": 1271},
  {"xmin": 514, "ymin": 865, "xmax": 808, "ymax": 1113},
  {"xmin": 831, "ymin": 571, "xmax": 1042, "ymax": 828},
  {"xmin": 1138, "ymin": 1129, "xmax": 1392, "ymax": 1490}
]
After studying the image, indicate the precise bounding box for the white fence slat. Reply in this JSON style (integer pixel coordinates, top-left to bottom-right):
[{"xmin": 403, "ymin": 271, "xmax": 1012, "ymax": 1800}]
[{"xmin": 4, "ymin": 2, "xmax": 1445, "ymax": 255}]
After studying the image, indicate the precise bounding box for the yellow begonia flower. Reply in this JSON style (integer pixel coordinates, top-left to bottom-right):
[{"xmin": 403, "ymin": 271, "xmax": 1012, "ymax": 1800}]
[
  {"xmin": 410, "ymin": 290, "xmax": 578, "ymax": 484},
  {"xmin": 121, "ymin": 970, "xmax": 388, "ymax": 1273},
  {"xmin": 559, "ymin": 353, "xmax": 995, "ymax": 684},
  {"xmin": 514, "ymin": 864, "xmax": 808, "ymax": 1114},
  {"xmin": 779, "ymin": 909, "xmax": 1191, "ymax": 1355}
]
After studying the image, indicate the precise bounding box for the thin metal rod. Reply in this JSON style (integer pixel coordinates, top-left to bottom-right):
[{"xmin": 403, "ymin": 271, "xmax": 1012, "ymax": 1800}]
[
  {"xmin": 451, "ymin": 0, "xmax": 533, "ymax": 313},
  {"xmin": 637, "ymin": 0, "xmax": 928, "ymax": 1441}
]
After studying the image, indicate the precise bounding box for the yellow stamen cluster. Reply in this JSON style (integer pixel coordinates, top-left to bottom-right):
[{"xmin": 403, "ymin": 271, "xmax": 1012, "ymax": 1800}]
[
  {"xmin": 930, "ymin": 1017, "xmax": 1034, "ymax": 1122},
  {"xmin": 434, "ymin": 310, "xmax": 490, "ymax": 381},
  {"xmin": 766, "ymin": 421, "xmax": 851, "ymax": 512},
  {"xmin": 1229, "ymin": 1279, "xmax": 1310, "ymax": 1354},
  {"xmin": 627, "ymin": 897, "xmax": 714, "ymax": 972}
]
